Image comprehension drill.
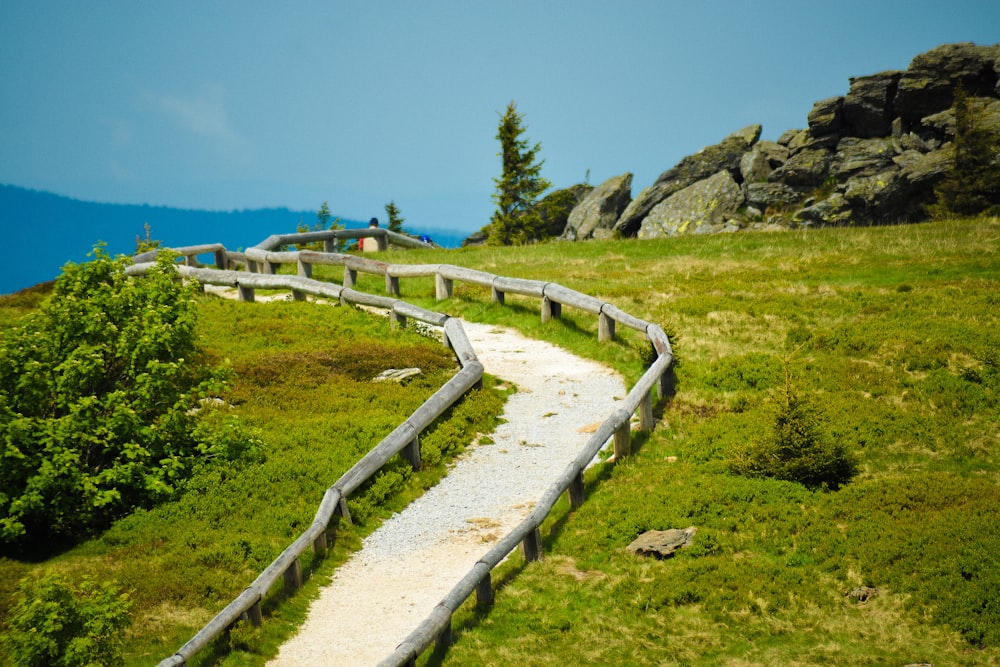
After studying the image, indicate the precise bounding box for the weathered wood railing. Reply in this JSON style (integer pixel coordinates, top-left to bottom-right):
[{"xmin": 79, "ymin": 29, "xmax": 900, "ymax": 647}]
[{"xmin": 134, "ymin": 233, "xmax": 674, "ymax": 667}]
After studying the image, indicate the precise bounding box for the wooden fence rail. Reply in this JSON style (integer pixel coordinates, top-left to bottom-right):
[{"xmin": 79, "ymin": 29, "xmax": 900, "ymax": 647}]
[{"xmin": 133, "ymin": 231, "xmax": 674, "ymax": 667}]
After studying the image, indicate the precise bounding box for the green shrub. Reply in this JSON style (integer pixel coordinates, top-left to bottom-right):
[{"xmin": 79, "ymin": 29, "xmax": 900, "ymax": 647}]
[
  {"xmin": 729, "ymin": 378, "xmax": 857, "ymax": 490},
  {"xmin": 1, "ymin": 571, "xmax": 132, "ymax": 667},
  {"xmin": 0, "ymin": 247, "xmax": 237, "ymax": 552}
]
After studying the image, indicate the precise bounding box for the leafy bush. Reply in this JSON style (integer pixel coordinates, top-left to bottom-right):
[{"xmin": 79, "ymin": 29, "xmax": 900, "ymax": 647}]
[
  {"xmin": 1, "ymin": 571, "xmax": 131, "ymax": 667},
  {"xmin": 0, "ymin": 247, "xmax": 236, "ymax": 551}
]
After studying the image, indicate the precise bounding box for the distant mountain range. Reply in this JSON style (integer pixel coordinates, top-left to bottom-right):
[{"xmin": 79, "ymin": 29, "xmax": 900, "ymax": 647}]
[{"xmin": 0, "ymin": 184, "xmax": 466, "ymax": 294}]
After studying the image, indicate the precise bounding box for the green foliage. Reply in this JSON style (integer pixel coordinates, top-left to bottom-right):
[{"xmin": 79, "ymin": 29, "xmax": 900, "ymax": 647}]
[
  {"xmin": 296, "ymin": 201, "xmax": 344, "ymax": 251},
  {"xmin": 2, "ymin": 571, "xmax": 132, "ymax": 667},
  {"xmin": 134, "ymin": 222, "xmax": 161, "ymax": 253},
  {"xmin": 384, "ymin": 200, "xmax": 405, "ymax": 234},
  {"xmin": 927, "ymin": 85, "xmax": 1000, "ymax": 218},
  {"xmin": 0, "ymin": 247, "xmax": 234, "ymax": 551},
  {"xmin": 729, "ymin": 371, "xmax": 858, "ymax": 490},
  {"xmin": 488, "ymin": 101, "xmax": 552, "ymax": 245}
]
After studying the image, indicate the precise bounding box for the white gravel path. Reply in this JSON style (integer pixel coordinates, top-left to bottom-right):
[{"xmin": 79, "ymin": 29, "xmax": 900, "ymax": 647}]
[{"xmin": 268, "ymin": 320, "xmax": 627, "ymax": 666}]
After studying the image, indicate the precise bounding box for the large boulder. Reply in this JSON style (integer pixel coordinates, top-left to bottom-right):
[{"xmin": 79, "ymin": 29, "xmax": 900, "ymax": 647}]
[
  {"xmin": 740, "ymin": 140, "xmax": 789, "ymax": 184},
  {"xmin": 654, "ymin": 124, "xmax": 762, "ymax": 189},
  {"xmin": 563, "ymin": 173, "xmax": 632, "ymax": 241},
  {"xmin": 615, "ymin": 125, "xmax": 761, "ymax": 237},
  {"xmin": 843, "ymin": 71, "xmax": 903, "ymax": 137},
  {"xmin": 808, "ymin": 96, "xmax": 845, "ymax": 137},
  {"xmin": 613, "ymin": 181, "xmax": 675, "ymax": 237},
  {"xmin": 769, "ymin": 148, "xmax": 832, "ymax": 187},
  {"xmin": 795, "ymin": 192, "xmax": 853, "ymax": 226},
  {"xmin": 638, "ymin": 170, "xmax": 744, "ymax": 239},
  {"xmin": 746, "ymin": 182, "xmax": 809, "ymax": 211},
  {"xmin": 895, "ymin": 42, "xmax": 1000, "ymax": 124},
  {"xmin": 829, "ymin": 137, "xmax": 897, "ymax": 180}
]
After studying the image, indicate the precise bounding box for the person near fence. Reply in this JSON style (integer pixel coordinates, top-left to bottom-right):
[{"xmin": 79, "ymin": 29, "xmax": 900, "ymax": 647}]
[{"xmin": 360, "ymin": 217, "xmax": 380, "ymax": 252}]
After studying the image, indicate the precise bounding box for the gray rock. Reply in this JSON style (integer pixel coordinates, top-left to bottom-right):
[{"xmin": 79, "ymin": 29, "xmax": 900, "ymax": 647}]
[
  {"xmin": 615, "ymin": 125, "xmax": 761, "ymax": 237},
  {"xmin": 740, "ymin": 140, "xmax": 789, "ymax": 185},
  {"xmin": 746, "ymin": 182, "xmax": 809, "ymax": 210},
  {"xmin": 626, "ymin": 527, "xmax": 696, "ymax": 559},
  {"xmin": 843, "ymin": 71, "xmax": 903, "ymax": 137},
  {"xmin": 374, "ymin": 368, "xmax": 423, "ymax": 383},
  {"xmin": 769, "ymin": 148, "xmax": 832, "ymax": 187},
  {"xmin": 895, "ymin": 42, "xmax": 1000, "ymax": 124},
  {"xmin": 639, "ymin": 170, "xmax": 744, "ymax": 239},
  {"xmin": 777, "ymin": 128, "xmax": 804, "ymax": 146},
  {"xmin": 654, "ymin": 124, "xmax": 762, "ymax": 189},
  {"xmin": 808, "ymin": 96, "xmax": 845, "ymax": 137},
  {"xmin": 787, "ymin": 130, "xmax": 840, "ymax": 152},
  {"xmin": 563, "ymin": 173, "xmax": 632, "ymax": 241},
  {"xmin": 794, "ymin": 192, "xmax": 852, "ymax": 226},
  {"xmin": 830, "ymin": 137, "xmax": 897, "ymax": 180},
  {"xmin": 614, "ymin": 181, "xmax": 676, "ymax": 237}
]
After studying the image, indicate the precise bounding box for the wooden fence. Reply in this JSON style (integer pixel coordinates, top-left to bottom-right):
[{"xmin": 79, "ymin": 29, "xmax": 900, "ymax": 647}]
[{"xmin": 134, "ymin": 232, "xmax": 674, "ymax": 667}]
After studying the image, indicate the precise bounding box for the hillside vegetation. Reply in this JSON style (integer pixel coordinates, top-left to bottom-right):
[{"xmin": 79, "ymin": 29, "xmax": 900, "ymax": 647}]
[
  {"xmin": 1, "ymin": 217, "xmax": 998, "ymax": 666},
  {"xmin": 379, "ymin": 217, "xmax": 998, "ymax": 666}
]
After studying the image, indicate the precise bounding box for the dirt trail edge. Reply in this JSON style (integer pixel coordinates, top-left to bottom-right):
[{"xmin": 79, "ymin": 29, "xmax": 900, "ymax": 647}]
[{"xmin": 268, "ymin": 320, "xmax": 627, "ymax": 666}]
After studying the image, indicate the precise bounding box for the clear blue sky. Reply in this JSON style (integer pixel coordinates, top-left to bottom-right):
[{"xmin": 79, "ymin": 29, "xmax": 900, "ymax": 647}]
[{"xmin": 2, "ymin": 1, "xmax": 998, "ymax": 234}]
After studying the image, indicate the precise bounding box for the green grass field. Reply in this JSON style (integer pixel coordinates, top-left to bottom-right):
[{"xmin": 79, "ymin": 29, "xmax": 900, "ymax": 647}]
[{"xmin": 2, "ymin": 217, "xmax": 998, "ymax": 666}]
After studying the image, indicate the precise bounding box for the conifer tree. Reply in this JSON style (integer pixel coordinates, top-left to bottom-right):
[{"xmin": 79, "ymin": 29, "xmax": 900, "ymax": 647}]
[
  {"xmin": 489, "ymin": 101, "xmax": 551, "ymax": 245},
  {"xmin": 928, "ymin": 85, "xmax": 1000, "ymax": 218},
  {"xmin": 385, "ymin": 200, "xmax": 405, "ymax": 233}
]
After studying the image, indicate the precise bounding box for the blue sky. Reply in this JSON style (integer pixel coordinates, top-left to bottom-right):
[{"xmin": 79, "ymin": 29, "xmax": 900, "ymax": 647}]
[{"xmin": 1, "ymin": 1, "xmax": 998, "ymax": 235}]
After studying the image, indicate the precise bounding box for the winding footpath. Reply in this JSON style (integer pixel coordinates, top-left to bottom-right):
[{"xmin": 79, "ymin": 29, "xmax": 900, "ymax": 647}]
[{"xmin": 268, "ymin": 320, "xmax": 627, "ymax": 666}]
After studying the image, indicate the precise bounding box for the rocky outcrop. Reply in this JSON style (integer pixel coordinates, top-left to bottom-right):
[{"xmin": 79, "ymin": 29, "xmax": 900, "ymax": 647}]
[
  {"xmin": 638, "ymin": 170, "xmax": 743, "ymax": 238},
  {"xmin": 614, "ymin": 125, "xmax": 761, "ymax": 236},
  {"xmin": 585, "ymin": 42, "xmax": 1000, "ymax": 240},
  {"xmin": 563, "ymin": 173, "xmax": 632, "ymax": 241}
]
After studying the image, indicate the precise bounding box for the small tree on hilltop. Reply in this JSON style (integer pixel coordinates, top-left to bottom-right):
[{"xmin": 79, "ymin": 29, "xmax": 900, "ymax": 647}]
[
  {"xmin": 385, "ymin": 200, "xmax": 405, "ymax": 234},
  {"xmin": 297, "ymin": 201, "xmax": 344, "ymax": 251},
  {"xmin": 927, "ymin": 84, "xmax": 1000, "ymax": 218},
  {"xmin": 489, "ymin": 101, "xmax": 551, "ymax": 245}
]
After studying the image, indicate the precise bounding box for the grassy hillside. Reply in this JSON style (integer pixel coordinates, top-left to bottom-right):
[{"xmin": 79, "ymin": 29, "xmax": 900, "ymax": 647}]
[
  {"xmin": 0, "ymin": 293, "xmax": 505, "ymax": 666},
  {"xmin": 372, "ymin": 218, "xmax": 998, "ymax": 666},
  {"xmin": 2, "ymin": 217, "xmax": 997, "ymax": 666}
]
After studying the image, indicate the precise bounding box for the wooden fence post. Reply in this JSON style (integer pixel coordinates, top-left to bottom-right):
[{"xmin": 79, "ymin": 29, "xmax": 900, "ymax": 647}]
[
  {"xmin": 336, "ymin": 496, "xmax": 353, "ymax": 526},
  {"xmin": 614, "ymin": 422, "xmax": 631, "ymax": 460},
  {"xmin": 522, "ymin": 527, "xmax": 543, "ymax": 562},
  {"xmin": 297, "ymin": 259, "xmax": 312, "ymax": 278},
  {"xmin": 659, "ymin": 361, "xmax": 676, "ymax": 400},
  {"xmin": 214, "ymin": 249, "xmax": 227, "ymax": 269},
  {"xmin": 640, "ymin": 391, "xmax": 654, "ymax": 431},
  {"xmin": 387, "ymin": 274, "xmax": 400, "ymax": 296},
  {"xmin": 313, "ymin": 531, "xmax": 328, "ymax": 555},
  {"xmin": 391, "ymin": 311, "xmax": 407, "ymax": 329},
  {"xmin": 598, "ymin": 312, "xmax": 616, "ymax": 342},
  {"xmin": 436, "ymin": 274, "xmax": 453, "ymax": 300},
  {"xmin": 247, "ymin": 600, "xmax": 263, "ymax": 627},
  {"xmin": 568, "ymin": 471, "xmax": 585, "ymax": 509},
  {"xmin": 437, "ymin": 613, "xmax": 453, "ymax": 651},
  {"xmin": 403, "ymin": 435, "xmax": 421, "ymax": 471},
  {"xmin": 284, "ymin": 559, "xmax": 303, "ymax": 592},
  {"xmin": 476, "ymin": 573, "xmax": 494, "ymax": 610},
  {"xmin": 344, "ymin": 268, "xmax": 357, "ymax": 289},
  {"xmin": 541, "ymin": 297, "xmax": 561, "ymax": 323},
  {"xmin": 491, "ymin": 285, "xmax": 505, "ymax": 304},
  {"xmin": 238, "ymin": 285, "xmax": 255, "ymax": 302}
]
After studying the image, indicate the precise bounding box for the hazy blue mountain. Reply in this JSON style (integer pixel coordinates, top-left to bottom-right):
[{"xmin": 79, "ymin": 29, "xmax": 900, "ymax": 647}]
[{"xmin": 0, "ymin": 184, "xmax": 466, "ymax": 294}]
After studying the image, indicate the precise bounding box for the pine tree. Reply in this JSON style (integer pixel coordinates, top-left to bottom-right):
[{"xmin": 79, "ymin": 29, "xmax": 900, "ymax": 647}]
[
  {"xmin": 489, "ymin": 101, "xmax": 551, "ymax": 245},
  {"xmin": 385, "ymin": 200, "xmax": 405, "ymax": 233},
  {"xmin": 928, "ymin": 85, "xmax": 1000, "ymax": 218}
]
